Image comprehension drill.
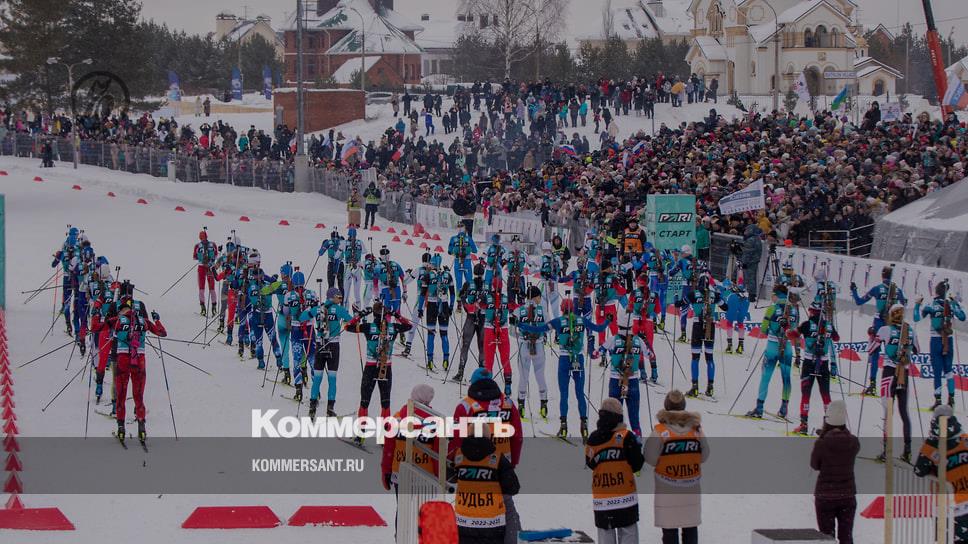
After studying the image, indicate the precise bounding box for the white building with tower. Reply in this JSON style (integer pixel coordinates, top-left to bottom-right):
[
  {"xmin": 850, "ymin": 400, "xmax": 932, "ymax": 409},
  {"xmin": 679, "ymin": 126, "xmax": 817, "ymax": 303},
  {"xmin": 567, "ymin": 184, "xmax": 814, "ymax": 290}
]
[{"xmin": 685, "ymin": 0, "xmax": 902, "ymax": 98}]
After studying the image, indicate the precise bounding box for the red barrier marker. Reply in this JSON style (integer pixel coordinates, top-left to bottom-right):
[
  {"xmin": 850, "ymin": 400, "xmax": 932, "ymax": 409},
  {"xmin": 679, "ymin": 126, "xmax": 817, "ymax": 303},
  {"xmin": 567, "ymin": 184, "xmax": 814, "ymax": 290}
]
[
  {"xmin": 3, "ymin": 420, "xmax": 17, "ymax": 435},
  {"xmin": 371, "ymin": 225, "xmax": 381, "ymax": 231},
  {"xmin": 239, "ymin": 216, "xmax": 250, "ymax": 222},
  {"xmin": 3, "ymin": 434, "xmax": 18, "ymax": 452},
  {"xmin": 386, "ymin": 227, "xmax": 396, "ymax": 233},
  {"xmin": 287, "ymin": 505, "xmax": 387, "ymax": 527},
  {"xmin": 5, "ymin": 452, "xmax": 22, "ymax": 472},
  {"xmin": 419, "ymin": 242, "xmax": 429, "ymax": 249},
  {"xmin": 0, "ymin": 171, "xmax": 7, "ymax": 176},
  {"xmin": 5, "ymin": 494, "xmax": 22, "ymax": 510},
  {"xmin": 204, "ymin": 210, "xmax": 215, "ymax": 217},
  {"xmin": 315, "ymin": 223, "xmax": 326, "ymax": 229},
  {"xmin": 405, "ymin": 239, "xmax": 414, "ymax": 246},
  {"xmin": 838, "ymin": 348, "xmax": 861, "ymax": 361},
  {"xmin": 2, "ymin": 405, "xmax": 14, "ymax": 421},
  {"xmin": 107, "ymin": 192, "xmax": 116, "ymax": 197},
  {"xmin": 136, "ymin": 198, "xmax": 148, "ymax": 204},
  {"xmin": 431, "ymin": 233, "xmax": 441, "ymax": 241},
  {"xmin": 3, "ymin": 473, "xmax": 22, "ymax": 493},
  {"xmin": 423, "ymin": 232, "xmax": 432, "ymax": 240},
  {"xmin": 32, "ymin": 176, "xmax": 43, "ymax": 182},
  {"xmin": 174, "ymin": 206, "xmax": 186, "ymax": 212},
  {"xmin": 71, "ymin": 185, "xmax": 82, "ymax": 190},
  {"xmin": 278, "ymin": 220, "xmax": 290, "ymax": 226},
  {"xmin": 434, "ymin": 246, "xmax": 444, "ymax": 252},
  {"xmin": 401, "ymin": 229, "xmax": 409, "ymax": 236},
  {"xmin": 181, "ymin": 506, "xmax": 282, "ymax": 529},
  {"xmin": 392, "ymin": 236, "xmax": 401, "ymax": 242}
]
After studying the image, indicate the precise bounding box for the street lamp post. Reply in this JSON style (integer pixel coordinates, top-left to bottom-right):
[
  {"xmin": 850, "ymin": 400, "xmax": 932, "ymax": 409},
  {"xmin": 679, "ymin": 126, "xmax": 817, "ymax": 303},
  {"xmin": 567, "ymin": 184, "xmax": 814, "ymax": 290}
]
[
  {"xmin": 294, "ymin": 0, "xmax": 310, "ymax": 193},
  {"xmin": 47, "ymin": 57, "xmax": 92, "ymax": 170},
  {"xmin": 761, "ymin": 1, "xmax": 781, "ymax": 112},
  {"xmin": 346, "ymin": 6, "xmax": 366, "ymax": 92}
]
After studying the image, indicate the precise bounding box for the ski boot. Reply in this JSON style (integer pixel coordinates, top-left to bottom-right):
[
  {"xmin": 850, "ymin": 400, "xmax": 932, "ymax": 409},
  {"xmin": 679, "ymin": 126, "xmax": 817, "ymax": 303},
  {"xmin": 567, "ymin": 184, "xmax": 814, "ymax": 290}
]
[
  {"xmin": 217, "ymin": 319, "xmax": 225, "ymax": 334},
  {"xmin": 326, "ymin": 400, "xmax": 337, "ymax": 417},
  {"xmin": 677, "ymin": 332, "xmax": 687, "ymax": 343},
  {"xmin": 580, "ymin": 418, "xmax": 589, "ymax": 443},
  {"xmin": 237, "ymin": 343, "xmax": 244, "ymax": 359},
  {"xmin": 794, "ymin": 353, "xmax": 801, "ymax": 371},
  {"xmin": 200, "ymin": 303, "xmax": 207, "ymax": 317},
  {"xmin": 401, "ymin": 343, "xmax": 412, "ymax": 358},
  {"xmin": 736, "ymin": 339, "xmax": 745, "ymax": 354},
  {"xmin": 211, "ymin": 302, "xmax": 218, "ymax": 317},
  {"xmin": 901, "ymin": 445, "xmax": 912, "ymax": 464},
  {"xmin": 226, "ymin": 328, "xmax": 233, "ymax": 346},
  {"xmin": 308, "ymin": 399, "xmax": 318, "ymax": 420},
  {"xmin": 518, "ymin": 400, "xmax": 526, "ymax": 418},
  {"xmin": 539, "ymin": 399, "xmax": 548, "ymax": 420},
  {"xmin": 650, "ymin": 366, "xmax": 659, "ymax": 384},
  {"xmin": 875, "ymin": 451, "xmax": 887, "ymax": 463},
  {"xmin": 746, "ymin": 401, "xmax": 764, "ymax": 419},
  {"xmin": 116, "ymin": 421, "xmax": 125, "ymax": 443},
  {"xmin": 442, "ymin": 358, "xmax": 449, "ymax": 371},
  {"xmin": 724, "ymin": 339, "xmax": 733, "ymax": 354},
  {"xmin": 95, "ymin": 373, "xmax": 104, "ymax": 403},
  {"xmin": 657, "ymin": 319, "xmax": 665, "ymax": 332},
  {"xmin": 932, "ymin": 396, "xmax": 943, "ymax": 410},
  {"xmin": 452, "ymin": 370, "xmax": 464, "ymax": 383},
  {"xmin": 293, "ymin": 385, "xmax": 303, "ymax": 403},
  {"xmin": 686, "ymin": 382, "xmax": 700, "ymax": 398},
  {"xmin": 778, "ymin": 400, "xmax": 789, "ymax": 419},
  {"xmin": 257, "ymin": 358, "xmax": 266, "ymax": 370},
  {"xmin": 65, "ymin": 321, "xmax": 73, "ymax": 336},
  {"xmin": 78, "ymin": 338, "xmax": 86, "ymax": 356},
  {"xmin": 137, "ymin": 420, "xmax": 146, "ymax": 444},
  {"xmin": 426, "ymin": 359, "xmax": 435, "ymax": 372},
  {"xmin": 793, "ymin": 420, "xmax": 809, "ymax": 436},
  {"xmin": 250, "ymin": 345, "xmax": 257, "ymax": 360},
  {"xmin": 556, "ymin": 417, "xmax": 568, "ymax": 439},
  {"xmin": 705, "ymin": 382, "xmax": 714, "ymax": 398},
  {"xmin": 281, "ymin": 369, "xmax": 292, "ymax": 386},
  {"xmin": 864, "ymin": 379, "xmax": 877, "ymax": 397},
  {"xmin": 504, "ymin": 376, "xmax": 512, "ymax": 396},
  {"xmin": 949, "ymin": 397, "xmax": 957, "ymax": 408}
]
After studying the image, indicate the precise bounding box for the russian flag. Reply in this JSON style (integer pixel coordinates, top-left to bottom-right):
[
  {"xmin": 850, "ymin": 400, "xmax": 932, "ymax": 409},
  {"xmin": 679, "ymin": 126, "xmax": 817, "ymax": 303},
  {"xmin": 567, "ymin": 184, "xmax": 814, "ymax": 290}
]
[
  {"xmin": 943, "ymin": 71, "xmax": 968, "ymax": 111},
  {"xmin": 391, "ymin": 146, "xmax": 403, "ymax": 162},
  {"xmin": 340, "ymin": 139, "xmax": 360, "ymax": 163},
  {"xmin": 559, "ymin": 144, "xmax": 577, "ymax": 156},
  {"xmin": 631, "ymin": 140, "xmax": 646, "ymax": 156}
]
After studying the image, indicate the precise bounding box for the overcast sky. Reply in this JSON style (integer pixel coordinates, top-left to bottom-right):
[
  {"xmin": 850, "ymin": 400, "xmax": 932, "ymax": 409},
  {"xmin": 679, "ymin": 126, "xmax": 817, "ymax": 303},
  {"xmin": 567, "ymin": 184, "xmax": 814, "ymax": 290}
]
[{"xmin": 140, "ymin": 0, "xmax": 968, "ymax": 45}]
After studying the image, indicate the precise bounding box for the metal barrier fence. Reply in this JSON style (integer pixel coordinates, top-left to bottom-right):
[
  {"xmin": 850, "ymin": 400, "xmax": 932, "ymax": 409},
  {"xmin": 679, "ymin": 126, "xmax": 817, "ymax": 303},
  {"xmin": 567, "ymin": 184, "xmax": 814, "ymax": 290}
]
[{"xmin": 807, "ymin": 223, "xmax": 875, "ymax": 257}]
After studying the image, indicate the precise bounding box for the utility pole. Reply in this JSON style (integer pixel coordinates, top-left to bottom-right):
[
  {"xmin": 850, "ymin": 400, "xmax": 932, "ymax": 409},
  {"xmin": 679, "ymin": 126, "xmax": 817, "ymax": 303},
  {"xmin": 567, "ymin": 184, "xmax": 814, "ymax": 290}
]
[
  {"xmin": 47, "ymin": 57, "xmax": 92, "ymax": 170},
  {"xmin": 763, "ymin": 0, "xmax": 780, "ymax": 112},
  {"xmin": 294, "ymin": 0, "xmax": 310, "ymax": 192}
]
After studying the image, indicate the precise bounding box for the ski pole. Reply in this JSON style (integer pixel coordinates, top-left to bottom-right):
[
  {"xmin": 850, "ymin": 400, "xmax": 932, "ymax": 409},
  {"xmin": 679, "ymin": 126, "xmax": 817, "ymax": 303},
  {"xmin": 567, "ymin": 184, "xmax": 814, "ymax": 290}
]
[
  {"xmin": 149, "ymin": 336, "xmax": 208, "ymax": 347},
  {"xmin": 188, "ymin": 313, "xmax": 221, "ymax": 344},
  {"xmin": 83, "ymin": 349, "xmax": 95, "ymax": 439},
  {"xmin": 156, "ymin": 338, "xmax": 179, "ymax": 440},
  {"xmin": 41, "ymin": 362, "xmax": 87, "ymax": 412},
  {"xmin": 160, "ymin": 263, "xmax": 197, "ymax": 298},
  {"xmin": 22, "ymin": 269, "xmax": 59, "ymax": 304},
  {"xmin": 148, "ymin": 344, "xmax": 211, "ymax": 376},
  {"xmin": 17, "ymin": 340, "xmax": 74, "ymax": 369},
  {"xmin": 306, "ymin": 253, "xmax": 323, "ymax": 284},
  {"xmin": 41, "ymin": 297, "xmax": 70, "ymax": 344},
  {"xmin": 727, "ymin": 351, "xmax": 765, "ymax": 415},
  {"xmin": 63, "ymin": 336, "xmax": 78, "ymax": 371}
]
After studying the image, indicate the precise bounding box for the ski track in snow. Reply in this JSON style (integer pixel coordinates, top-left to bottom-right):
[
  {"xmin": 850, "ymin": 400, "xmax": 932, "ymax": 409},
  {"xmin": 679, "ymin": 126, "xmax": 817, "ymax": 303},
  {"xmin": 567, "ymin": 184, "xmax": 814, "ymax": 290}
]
[{"xmin": 2, "ymin": 156, "xmax": 956, "ymax": 543}]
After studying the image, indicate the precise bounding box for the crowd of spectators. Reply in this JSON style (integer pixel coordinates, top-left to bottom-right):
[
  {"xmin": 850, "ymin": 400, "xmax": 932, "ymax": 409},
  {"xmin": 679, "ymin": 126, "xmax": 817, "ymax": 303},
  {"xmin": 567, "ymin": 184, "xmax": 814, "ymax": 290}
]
[{"xmin": 2, "ymin": 76, "xmax": 965, "ymax": 255}]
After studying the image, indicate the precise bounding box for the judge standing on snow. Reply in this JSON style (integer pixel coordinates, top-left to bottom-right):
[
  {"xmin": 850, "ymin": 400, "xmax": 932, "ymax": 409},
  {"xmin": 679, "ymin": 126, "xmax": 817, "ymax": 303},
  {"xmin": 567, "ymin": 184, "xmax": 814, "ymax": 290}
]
[
  {"xmin": 809, "ymin": 400, "xmax": 859, "ymax": 544},
  {"xmin": 644, "ymin": 390, "xmax": 709, "ymax": 544}
]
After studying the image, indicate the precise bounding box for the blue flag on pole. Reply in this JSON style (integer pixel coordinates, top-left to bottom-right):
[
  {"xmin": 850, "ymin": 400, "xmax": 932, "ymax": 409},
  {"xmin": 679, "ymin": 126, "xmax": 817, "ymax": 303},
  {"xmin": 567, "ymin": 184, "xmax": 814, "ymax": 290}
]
[
  {"xmin": 262, "ymin": 65, "xmax": 272, "ymax": 100},
  {"xmin": 231, "ymin": 67, "xmax": 243, "ymax": 101}
]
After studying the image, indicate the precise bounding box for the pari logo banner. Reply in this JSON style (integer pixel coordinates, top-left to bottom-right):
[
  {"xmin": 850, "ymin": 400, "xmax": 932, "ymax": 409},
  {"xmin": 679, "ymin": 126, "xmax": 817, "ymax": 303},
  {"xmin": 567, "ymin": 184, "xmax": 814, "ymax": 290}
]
[{"xmin": 646, "ymin": 194, "xmax": 696, "ymax": 253}]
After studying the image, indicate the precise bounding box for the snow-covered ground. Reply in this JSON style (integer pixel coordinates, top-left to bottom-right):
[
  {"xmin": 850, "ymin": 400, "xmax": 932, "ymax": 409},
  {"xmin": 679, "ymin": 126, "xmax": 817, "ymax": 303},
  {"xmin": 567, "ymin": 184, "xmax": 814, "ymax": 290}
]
[{"xmin": 2, "ymin": 157, "xmax": 959, "ymax": 542}]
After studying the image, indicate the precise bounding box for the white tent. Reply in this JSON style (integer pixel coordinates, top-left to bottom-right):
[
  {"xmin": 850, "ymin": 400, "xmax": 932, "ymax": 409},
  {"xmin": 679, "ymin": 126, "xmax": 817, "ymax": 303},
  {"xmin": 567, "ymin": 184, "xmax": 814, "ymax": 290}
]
[{"xmin": 871, "ymin": 177, "xmax": 968, "ymax": 272}]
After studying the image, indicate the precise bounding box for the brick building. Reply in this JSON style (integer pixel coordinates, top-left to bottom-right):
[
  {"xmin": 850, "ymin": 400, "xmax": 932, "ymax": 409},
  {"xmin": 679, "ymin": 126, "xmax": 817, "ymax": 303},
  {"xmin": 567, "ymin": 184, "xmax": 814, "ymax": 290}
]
[
  {"xmin": 282, "ymin": 0, "xmax": 424, "ymax": 88},
  {"xmin": 274, "ymin": 88, "xmax": 365, "ymax": 133}
]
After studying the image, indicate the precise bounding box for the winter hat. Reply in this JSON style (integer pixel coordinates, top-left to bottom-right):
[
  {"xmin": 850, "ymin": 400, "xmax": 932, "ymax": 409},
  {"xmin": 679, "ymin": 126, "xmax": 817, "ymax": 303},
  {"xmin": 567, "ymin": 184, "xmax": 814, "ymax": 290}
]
[
  {"xmin": 410, "ymin": 384, "xmax": 435, "ymax": 406},
  {"xmin": 470, "ymin": 368, "xmax": 493, "ymax": 385},
  {"xmin": 600, "ymin": 397, "xmax": 624, "ymax": 416},
  {"xmin": 664, "ymin": 390, "xmax": 686, "ymax": 411},
  {"xmin": 825, "ymin": 400, "xmax": 848, "ymax": 427}
]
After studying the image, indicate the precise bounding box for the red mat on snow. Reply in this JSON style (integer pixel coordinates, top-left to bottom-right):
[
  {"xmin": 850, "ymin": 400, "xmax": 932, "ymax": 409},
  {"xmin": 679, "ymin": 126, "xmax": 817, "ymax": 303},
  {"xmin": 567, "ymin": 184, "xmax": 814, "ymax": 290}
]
[
  {"xmin": 0, "ymin": 507, "xmax": 75, "ymax": 530},
  {"xmin": 287, "ymin": 505, "xmax": 386, "ymax": 527},
  {"xmin": 181, "ymin": 506, "xmax": 281, "ymax": 529},
  {"xmin": 860, "ymin": 495, "xmax": 935, "ymax": 519}
]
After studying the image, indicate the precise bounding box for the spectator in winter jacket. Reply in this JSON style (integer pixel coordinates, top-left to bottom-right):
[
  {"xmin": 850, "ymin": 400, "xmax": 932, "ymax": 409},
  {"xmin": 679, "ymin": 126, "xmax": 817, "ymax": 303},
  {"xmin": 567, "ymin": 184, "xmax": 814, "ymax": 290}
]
[
  {"xmin": 586, "ymin": 397, "xmax": 645, "ymax": 544},
  {"xmin": 363, "ymin": 182, "xmax": 381, "ymax": 229},
  {"xmin": 914, "ymin": 405, "xmax": 968, "ymax": 544},
  {"xmin": 644, "ymin": 390, "xmax": 710, "ymax": 544},
  {"xmin": 810, "ymin": 401, "xmax": 859, "ymax": 544}
]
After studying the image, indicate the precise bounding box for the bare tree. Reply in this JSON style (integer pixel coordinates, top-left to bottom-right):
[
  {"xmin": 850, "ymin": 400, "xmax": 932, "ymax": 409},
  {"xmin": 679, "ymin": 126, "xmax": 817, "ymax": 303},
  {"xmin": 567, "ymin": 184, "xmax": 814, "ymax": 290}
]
[
  {"xmin": 602, "ymin": 0, "xmax": 615, "ymax": 40},
  {"xmin": 466, "ymin": 0, "xmax": 569, "ymax": 78}
]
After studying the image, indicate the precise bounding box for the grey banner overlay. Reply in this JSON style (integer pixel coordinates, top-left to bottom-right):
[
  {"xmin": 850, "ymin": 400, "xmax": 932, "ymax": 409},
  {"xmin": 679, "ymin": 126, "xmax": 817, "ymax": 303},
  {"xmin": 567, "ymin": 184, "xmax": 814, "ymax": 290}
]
[{"xmin": 18, "ymin": 437, "xmax": 911, "ymax": 494}]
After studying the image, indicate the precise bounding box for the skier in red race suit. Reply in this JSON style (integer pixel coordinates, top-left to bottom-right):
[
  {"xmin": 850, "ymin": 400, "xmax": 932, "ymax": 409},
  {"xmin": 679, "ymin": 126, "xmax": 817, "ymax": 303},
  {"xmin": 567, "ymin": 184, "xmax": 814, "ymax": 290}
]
[
  {"xmin": 109, "ymin": 291, "xmax": 167, "ymax": 443},
  {"xmin": 193, "ymin": 229, "xmax": 219, "ymax": 317}
]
